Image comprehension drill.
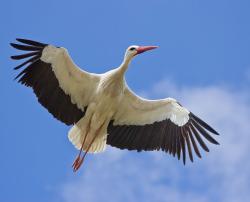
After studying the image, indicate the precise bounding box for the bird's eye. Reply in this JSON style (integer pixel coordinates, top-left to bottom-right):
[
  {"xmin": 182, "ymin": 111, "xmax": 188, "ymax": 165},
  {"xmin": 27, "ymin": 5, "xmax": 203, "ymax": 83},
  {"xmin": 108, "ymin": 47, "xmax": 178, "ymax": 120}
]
[{"xmin": 129, "ymin": 47, "xmax": 136, "ymax": 51}]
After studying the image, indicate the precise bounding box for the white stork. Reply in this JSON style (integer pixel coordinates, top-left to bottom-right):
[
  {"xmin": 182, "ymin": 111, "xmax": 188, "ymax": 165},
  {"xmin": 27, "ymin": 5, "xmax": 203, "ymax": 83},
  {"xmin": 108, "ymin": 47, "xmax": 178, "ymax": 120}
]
[{"xmin": 11, "ymin": 38, "xmax": 219, "ymax": 172}]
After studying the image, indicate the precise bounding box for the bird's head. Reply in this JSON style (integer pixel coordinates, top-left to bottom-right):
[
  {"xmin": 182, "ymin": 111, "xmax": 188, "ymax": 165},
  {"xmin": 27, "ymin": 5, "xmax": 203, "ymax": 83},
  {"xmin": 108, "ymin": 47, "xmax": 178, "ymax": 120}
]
[{"xmin": 124, "ymin": 45, "xmax": 158, "ymax": 62}]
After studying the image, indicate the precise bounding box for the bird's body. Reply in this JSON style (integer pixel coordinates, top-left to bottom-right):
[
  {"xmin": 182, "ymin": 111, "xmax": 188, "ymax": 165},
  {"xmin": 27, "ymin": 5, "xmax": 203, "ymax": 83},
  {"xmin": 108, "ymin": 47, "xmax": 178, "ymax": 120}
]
[
  {"xmin": 69, "ymin": 69, "xmax": 126, "ymax": 153},
  {"xmin": 11, "ymin": 39, "xmax": 219, "ymax": 171}
]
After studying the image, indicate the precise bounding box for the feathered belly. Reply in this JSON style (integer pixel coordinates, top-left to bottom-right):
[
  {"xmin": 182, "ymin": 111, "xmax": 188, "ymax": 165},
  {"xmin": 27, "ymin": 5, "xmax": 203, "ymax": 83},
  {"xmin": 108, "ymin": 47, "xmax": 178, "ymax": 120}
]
[
  {"xmin": 68, "ymin": 95, "xmax": 117, "ymax": 154},
  {"xmin": 67, "ymin": 79, "xmax": 124, "ymax": 153},
  {"xmin": 93, "ymin": 93, "xmax": 120, "ymax": 121}
]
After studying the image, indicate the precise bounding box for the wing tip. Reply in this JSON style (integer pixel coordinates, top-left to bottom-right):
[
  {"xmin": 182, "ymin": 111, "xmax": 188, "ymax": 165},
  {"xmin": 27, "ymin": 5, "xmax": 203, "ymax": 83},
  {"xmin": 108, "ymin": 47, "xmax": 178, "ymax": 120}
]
[
  {"xmin": 10, "ymin": 38, "xmax": 47, "ymax": 50},
  {"xmin": 214, "ymin": 131, "xmax": 220, "ymax": 136},
  {"xmin": 16, "ymin": 38, "xmax": 24, "ymax": 41},
  {"xmin": 10, "ymin": 43, "xmax": 16, "ymax": 48},
  {"xmin": 190, "ymin": 112, "xmax": 220, "ymax": 135},
  {"xmin": 214, "ymin": 141, "xmax": 220, "ymax": 145}
]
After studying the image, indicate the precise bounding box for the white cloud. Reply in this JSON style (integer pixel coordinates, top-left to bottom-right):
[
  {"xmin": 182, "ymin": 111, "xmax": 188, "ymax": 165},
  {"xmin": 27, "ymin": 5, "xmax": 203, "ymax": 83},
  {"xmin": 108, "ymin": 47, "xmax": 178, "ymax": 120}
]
[{"xmin": 60, "ymin": 79, "xmax": 250, "ymax": 202}]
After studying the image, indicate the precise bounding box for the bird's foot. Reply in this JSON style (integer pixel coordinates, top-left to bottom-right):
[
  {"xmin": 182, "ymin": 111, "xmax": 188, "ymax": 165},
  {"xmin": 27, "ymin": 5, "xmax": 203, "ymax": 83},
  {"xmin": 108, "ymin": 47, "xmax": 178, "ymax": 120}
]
[
  {"xmin": 71, "ymin": 127, "xmax": 102, "ymax": 172},
  {"xmin": 72, "ymin": 155, "xmax": 84, "ymax": 172}
]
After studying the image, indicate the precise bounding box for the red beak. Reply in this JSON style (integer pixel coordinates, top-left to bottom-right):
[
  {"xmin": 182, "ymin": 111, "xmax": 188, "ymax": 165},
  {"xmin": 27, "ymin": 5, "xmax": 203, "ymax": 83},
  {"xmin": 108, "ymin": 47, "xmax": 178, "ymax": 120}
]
[{"xmin": 136, "ymin": 46, "xmax": 158, "ymax": 54}]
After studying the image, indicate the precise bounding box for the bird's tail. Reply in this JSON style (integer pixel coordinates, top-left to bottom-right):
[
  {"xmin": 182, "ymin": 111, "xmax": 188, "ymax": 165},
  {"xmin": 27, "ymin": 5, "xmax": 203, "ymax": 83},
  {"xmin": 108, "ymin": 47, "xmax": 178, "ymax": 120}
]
[{"xmin": 68, "ymin": 124, "xmax": 107, "ymax": 153}]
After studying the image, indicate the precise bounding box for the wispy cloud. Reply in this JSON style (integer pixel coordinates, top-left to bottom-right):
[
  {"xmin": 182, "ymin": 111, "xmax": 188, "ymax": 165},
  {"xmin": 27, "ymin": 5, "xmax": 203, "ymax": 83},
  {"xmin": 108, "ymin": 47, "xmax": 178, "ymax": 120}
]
[{"xmin": 60, "ymin": 79, "xmax": 250, "ymax": 202}]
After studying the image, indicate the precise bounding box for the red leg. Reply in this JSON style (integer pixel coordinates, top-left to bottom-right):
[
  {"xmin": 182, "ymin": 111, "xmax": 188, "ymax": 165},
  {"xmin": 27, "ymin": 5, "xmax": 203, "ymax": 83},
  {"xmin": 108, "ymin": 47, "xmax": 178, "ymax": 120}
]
[
  {"xmin": 72, "ymin": 123, "xmax": 90, "ymax": 171},
  {"xmin": 72, "ymin": 130, "xmax": 100, "ymax": 172},
  {"xmin": 72, "ymin": 122, "xmax": 104, "ymax": 172}
]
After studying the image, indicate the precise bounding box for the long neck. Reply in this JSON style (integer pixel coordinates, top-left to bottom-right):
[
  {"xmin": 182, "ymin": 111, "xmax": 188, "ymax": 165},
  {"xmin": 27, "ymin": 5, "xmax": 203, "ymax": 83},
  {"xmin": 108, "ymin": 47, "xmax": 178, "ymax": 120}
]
[{"xmin": 117, "ymin": 54, "xmax": 132, "ymax": 75}]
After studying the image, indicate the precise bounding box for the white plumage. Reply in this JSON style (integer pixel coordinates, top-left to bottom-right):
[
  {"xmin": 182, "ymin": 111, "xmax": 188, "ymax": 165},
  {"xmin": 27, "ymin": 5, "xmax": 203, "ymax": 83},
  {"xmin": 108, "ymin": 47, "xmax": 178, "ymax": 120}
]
[
  {"xmin": 112, "ymin": 87, "xmax": 190, "ymax": 126},
  {"xmin": 11, "ymin": 39, "xmax": 219, "ymax": 172},
  {"xmin": 41, "ymin": 45, "xmax": 100, "ymax": 111}
]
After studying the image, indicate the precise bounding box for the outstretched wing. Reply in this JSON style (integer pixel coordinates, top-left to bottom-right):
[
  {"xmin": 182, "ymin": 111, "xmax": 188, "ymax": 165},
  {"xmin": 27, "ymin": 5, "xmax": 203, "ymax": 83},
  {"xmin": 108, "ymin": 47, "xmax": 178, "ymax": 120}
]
[
  {"xmin": 107, "ymin": 85, "xmax": 219, "ymax": 164},
  {"xmin": 11, "ymin": 38, "xmax": 100, "ymax": 125}
]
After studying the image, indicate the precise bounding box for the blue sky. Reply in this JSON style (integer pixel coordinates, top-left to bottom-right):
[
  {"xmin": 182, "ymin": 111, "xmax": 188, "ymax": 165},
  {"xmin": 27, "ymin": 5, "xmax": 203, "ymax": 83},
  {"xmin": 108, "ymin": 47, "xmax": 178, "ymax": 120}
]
[{"xmin": 1, "ymin": 0, "xmax": 250, "ymax": 202}]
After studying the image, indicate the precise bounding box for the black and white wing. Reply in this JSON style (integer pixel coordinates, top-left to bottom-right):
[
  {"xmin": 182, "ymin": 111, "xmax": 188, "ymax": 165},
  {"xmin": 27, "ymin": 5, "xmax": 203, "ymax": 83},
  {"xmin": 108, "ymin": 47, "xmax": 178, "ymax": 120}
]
[
  {"xmin": 11, "ymin": 38, "xmax": 100, "ymax": 125},
  {"xmin": 107, "ymin": 85, "xmax": 219, "ymax": 164}
]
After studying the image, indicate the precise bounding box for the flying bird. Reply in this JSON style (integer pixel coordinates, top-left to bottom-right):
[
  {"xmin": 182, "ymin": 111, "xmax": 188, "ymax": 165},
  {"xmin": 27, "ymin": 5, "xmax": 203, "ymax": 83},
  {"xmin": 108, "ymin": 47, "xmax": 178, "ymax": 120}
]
[{"xmin": 11, "ymin": 38, "xmax": 219, "ymax": 172}]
